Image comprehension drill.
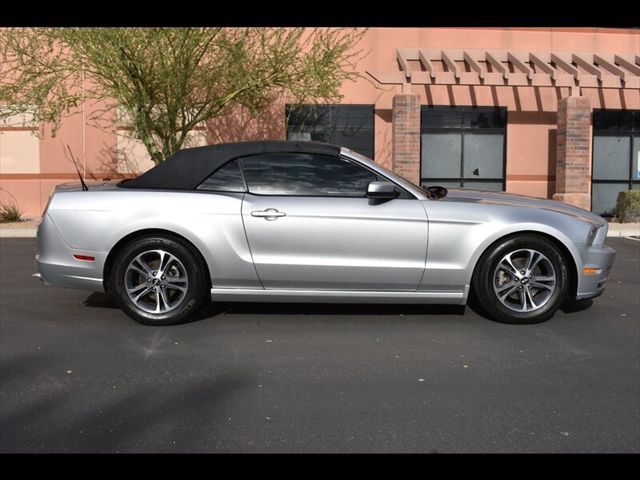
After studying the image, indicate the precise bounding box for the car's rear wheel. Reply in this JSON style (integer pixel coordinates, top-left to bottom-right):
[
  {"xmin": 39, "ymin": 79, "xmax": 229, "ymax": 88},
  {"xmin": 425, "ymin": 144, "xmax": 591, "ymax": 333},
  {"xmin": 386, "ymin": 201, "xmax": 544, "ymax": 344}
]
[
  {"xmin": 110, "ymin": 235, "xmax": 209, "ymax": 325},
  {"xmin": 473, "ymin": 235, "xmax": 568, "ymax": 324}
]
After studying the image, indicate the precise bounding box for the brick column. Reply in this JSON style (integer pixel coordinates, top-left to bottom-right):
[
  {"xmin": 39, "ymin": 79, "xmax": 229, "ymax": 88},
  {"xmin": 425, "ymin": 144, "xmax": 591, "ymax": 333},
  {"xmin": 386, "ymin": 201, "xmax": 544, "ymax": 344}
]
[
  {"xmin": 552, "ymin": 96, "xmax": 592, "ymax": 210},
  {"xmin": 392, "ymin": 94, "xmax": 421, "ymax": 185}
]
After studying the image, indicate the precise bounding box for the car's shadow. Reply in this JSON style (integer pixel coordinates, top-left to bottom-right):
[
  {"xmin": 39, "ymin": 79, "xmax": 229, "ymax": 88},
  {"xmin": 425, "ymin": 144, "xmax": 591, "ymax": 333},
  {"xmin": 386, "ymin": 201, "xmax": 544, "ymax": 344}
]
[
  {"xmin": 83, "ymin": 291, "xmax": 595, "ymax": 324},
  {"xmin": 560, "ymin": 297, "xmax": 594, "ymax": 313},
  {"xmin": 83, "ymin": 291, "xmax": 468, "ymax": 321}
]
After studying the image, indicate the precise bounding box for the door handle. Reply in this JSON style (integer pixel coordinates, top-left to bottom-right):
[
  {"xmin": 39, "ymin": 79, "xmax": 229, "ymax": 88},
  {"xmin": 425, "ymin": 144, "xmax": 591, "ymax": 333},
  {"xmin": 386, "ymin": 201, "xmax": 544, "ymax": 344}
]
[{"xmin": 251, "ymin": 208, "xmax": 286, "ymax": 220}]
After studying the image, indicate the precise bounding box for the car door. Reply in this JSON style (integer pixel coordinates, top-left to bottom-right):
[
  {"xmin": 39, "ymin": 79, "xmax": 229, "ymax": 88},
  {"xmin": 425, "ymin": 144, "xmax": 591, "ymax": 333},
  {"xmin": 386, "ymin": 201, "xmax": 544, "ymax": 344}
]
[{"xmin": 239, "ymin": 152, "xmax": 428, "ymax": 291}]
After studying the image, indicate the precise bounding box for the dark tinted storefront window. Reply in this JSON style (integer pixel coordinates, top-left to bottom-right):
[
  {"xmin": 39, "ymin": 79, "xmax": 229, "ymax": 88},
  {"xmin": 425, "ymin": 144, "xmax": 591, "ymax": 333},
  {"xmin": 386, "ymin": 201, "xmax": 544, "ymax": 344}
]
[
  {"xmin": 592, "ymin": 109, "xmax": 640, "ymax": 215},
  {"xmin": 286, "ymin": 105, "xmax": 375, "ymax": 159},
  {"xmin": 420, "ymin": 106, "xmax": 506, "ymax": 191}
]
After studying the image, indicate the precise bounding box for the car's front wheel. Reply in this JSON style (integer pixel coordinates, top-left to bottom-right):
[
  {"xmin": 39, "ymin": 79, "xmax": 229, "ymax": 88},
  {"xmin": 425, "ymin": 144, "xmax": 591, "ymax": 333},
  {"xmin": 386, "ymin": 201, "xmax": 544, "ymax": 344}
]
[
  {"xmin": 110, "ymin": 235, "xmax": 209, "ymax": 326},
  {"xmin": 473, "ymin": 235, "xmax": 569, "ymax": 324}
]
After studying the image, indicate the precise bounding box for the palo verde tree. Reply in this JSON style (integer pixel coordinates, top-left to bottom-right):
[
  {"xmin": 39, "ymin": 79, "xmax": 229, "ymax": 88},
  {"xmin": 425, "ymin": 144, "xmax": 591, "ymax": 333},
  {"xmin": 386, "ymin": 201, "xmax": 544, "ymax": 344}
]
[{"xmin": 0, "ymin": 27, "xmax": 366, "ymax": 163}]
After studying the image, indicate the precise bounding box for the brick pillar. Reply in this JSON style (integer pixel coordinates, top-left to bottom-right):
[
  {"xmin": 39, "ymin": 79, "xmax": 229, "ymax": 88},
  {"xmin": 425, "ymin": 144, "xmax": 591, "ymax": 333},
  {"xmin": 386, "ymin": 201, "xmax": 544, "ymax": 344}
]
[
  {"xmin": 552, "ymin": 96, "xmax": 592, "ymax": 210},
  {"xmin": 392, "ymin": 94, "xmax": 420, "ymax": 185}
]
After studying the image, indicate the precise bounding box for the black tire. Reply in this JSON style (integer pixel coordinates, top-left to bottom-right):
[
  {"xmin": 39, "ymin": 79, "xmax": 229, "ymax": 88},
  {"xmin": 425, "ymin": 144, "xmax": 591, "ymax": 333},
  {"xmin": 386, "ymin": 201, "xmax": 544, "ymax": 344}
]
[
  {"xmin": 472, "ymin": 234, "xmax": 568, "ymax": 324},
  {"xmin": 109, "ymin": 235, "xmax": 209, "ymax": 326}
]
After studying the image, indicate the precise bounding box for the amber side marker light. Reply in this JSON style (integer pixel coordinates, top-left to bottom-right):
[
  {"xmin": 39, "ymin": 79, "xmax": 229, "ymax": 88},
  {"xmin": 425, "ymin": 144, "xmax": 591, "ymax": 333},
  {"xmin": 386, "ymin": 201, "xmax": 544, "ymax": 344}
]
[
  {"xmin": 582, "ymin": 267, "xmax": 601, "ymax": 275},
  {"xmin": 73, "ymin": 254, "xmax": 95, "ymax": 262}
]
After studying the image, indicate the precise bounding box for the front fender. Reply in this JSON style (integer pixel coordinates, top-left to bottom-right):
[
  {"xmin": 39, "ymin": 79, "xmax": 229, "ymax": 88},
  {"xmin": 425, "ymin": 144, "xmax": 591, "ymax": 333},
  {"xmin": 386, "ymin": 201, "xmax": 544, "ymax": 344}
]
[
  {"xmin": 419, "ymin": 218, "xmax": 584, "ymax": 298},
  {"xmin": 465, "ymin": 222, "xmax": 583, "ymax": 287}
]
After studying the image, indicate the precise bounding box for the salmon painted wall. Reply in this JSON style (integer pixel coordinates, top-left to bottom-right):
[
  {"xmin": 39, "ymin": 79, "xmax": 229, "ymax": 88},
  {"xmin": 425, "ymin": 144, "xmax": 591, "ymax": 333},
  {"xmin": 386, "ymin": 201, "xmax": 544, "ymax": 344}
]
[
  {"xmin": 335, "ymin": 28, "xmax": 640, "ymax": 196},
  {"xmin": 1, "ymin": 27, "xmax": 639, "ymax": 217}
]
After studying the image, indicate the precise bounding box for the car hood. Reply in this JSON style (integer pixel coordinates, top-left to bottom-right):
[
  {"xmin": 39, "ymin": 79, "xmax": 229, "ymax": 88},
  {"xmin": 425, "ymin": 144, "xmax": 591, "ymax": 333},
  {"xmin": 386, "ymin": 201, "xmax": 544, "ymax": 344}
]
[{"xmin": 438, "ymin": 188, "xmax": 605, "ymax": 227}]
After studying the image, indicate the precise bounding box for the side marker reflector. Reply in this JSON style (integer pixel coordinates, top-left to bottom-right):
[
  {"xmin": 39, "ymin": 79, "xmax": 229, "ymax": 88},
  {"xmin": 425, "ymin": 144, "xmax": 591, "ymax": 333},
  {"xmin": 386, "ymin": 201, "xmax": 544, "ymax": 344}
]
[
  {"xmin": 582, "ymin": 267, "xmax": 601, "ymax": 275},
  {"xmin": 73, "ymin": 254, "xmax": 95, "ymax": 262}
]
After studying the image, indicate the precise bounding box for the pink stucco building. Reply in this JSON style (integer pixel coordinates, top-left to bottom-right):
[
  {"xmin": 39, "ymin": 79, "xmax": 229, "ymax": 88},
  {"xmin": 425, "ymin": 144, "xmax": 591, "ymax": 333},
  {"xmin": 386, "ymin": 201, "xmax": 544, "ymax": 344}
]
[{"xmin": 1, "ymin": 27, "xmax": 639, "ymax": 218}]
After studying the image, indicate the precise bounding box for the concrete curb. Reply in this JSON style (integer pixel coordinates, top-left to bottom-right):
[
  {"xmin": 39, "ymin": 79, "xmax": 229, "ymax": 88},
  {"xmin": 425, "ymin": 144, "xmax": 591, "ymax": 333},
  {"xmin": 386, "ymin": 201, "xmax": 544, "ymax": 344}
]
[
  {"xmin": 0, "ymin": 228, "xmax": 37, "ymax": 238},
  {"xmin": 607, "ymin": 223, "xmax": 640, "ymax": 237},
  {"xmin": 1, "ymin": 222, "xmax": 639, "ymax": 239}
]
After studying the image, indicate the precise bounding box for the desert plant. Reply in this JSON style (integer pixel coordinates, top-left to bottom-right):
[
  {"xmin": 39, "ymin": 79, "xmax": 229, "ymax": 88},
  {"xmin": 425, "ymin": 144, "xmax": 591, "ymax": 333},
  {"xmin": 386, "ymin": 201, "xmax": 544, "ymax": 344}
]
[
  {"xmin": 0, "ymin": 188, "xmax": 24, "ymax": 223},
  {"xmin": 1, "ymin": 27, "xmax": 367, "ymax": 164},
  {"xmin": 615, "ymin": 190, "xmax": 640, "ymax": 223}
]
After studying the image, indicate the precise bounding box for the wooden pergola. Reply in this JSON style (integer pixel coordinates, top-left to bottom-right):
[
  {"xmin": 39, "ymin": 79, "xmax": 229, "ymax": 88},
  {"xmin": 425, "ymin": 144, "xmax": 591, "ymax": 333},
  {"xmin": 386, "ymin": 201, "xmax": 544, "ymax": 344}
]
[{"xmin": 367, "ymin": 49, "xmax": 640, "ymax": 94}]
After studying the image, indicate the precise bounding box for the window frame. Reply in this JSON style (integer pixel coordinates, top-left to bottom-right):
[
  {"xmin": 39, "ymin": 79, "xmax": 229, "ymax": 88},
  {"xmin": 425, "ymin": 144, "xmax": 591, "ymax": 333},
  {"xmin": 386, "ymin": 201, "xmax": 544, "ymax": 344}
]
[
  {"xmin": 419, "ymin": 106, "xmax": 507, "ymax": 190},
  {"xmin": 591, "ymin": 109, "xmax": 640, "ymax": 214}
]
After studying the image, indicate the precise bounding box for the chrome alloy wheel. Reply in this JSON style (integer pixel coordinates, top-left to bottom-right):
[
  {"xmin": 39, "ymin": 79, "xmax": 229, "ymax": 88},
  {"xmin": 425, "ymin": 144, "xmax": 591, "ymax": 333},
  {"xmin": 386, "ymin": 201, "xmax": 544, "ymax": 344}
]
[
  {"xmin": 124, "ymin": 249, "xmax": 189, "ymax": 314},
  {"xmin": 492, "ymin": 249, "xmax": 557, "ymax": 313}
]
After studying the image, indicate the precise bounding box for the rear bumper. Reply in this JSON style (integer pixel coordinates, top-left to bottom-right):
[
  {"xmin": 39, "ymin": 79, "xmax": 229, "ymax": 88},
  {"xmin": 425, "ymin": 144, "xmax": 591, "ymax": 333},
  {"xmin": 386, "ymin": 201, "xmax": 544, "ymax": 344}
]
[
  {"xmin": 576, "ymin": 244, "xmax": 616, "ymax": 300},
  {"xmin": 35, "ymin": 213, "xmax": 105, "ymax": 292}
]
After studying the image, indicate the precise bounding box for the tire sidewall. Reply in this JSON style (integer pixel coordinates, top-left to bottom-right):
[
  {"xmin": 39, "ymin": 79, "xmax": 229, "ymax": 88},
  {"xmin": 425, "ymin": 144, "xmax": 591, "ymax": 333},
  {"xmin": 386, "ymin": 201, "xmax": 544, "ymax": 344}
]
[
  {"xmin": 111, "ymin": 236, "xmax": 207, "ymax": 326},
  {"xmin": 475, "ymin": 235, "xmax": 568, "ymax": 324}
]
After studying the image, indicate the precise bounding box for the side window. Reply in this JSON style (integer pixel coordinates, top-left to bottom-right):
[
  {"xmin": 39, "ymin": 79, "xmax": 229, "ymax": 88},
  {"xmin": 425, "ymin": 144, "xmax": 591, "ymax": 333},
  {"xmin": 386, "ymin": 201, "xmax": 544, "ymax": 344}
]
[
  {"xmin": 197, "ymin": 159, "xmax": 246, "ymax": 192},
  {"xmin": 239, "ymin": 152, "xmax": 379, "ymax": 197}
]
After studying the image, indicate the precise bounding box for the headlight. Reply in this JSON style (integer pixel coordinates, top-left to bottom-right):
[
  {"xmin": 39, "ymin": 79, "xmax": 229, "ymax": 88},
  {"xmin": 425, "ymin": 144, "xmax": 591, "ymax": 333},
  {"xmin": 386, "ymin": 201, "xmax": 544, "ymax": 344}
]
[{"xmin": 586, "ymin": 224, "xmax": 601, "ymax": 247}]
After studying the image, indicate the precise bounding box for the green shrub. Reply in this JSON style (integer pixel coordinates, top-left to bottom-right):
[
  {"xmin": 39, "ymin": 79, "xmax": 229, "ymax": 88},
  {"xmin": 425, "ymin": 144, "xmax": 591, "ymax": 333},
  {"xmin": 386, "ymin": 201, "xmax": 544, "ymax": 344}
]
[
  {"xmin": 615, "ymin": 190, "xmax": 640, "ymax": 223},
  {"xmin": 0, "ymin": 188, "xmax": 24, "ymax": 223}
]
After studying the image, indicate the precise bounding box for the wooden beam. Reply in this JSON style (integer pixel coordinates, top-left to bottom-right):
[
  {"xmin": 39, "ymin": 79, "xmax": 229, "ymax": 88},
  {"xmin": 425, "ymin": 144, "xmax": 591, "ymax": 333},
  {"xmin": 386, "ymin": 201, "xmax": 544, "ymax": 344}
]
[
  {"xmin": 418, "ymin": 49, "xmax": 437, "ymax": 79},
  {"xmin": 372, "ymin": 49, "xmax": 638, "ymax": 89},
  {"xmin": 550, "ymin": 52, "xmax": 579, "ymax": 78},
  {"xmin": 396, "ymin": 50, "xmax": 412, "ymax": 80},
  {"xmin": 485, "ymin": 51, "xmax": 508, "ymax": 78},
  {"xmin": 441, "ymin": 50, "xmax": 459, "ymax": 78},
  {"xmin": 529, "ymin": 52, "xmax": 555, "ymax": 75},
  {"xmin": 463, "ymin": 51, "xmax": 484, "ymax": 79},
  {"xmin": 572, "ymin": 53, "xmax": 602, "ymax": 79},
  {"xmin": 507, "ymin": 51, "xmax": 532, "ymax": 78},
  {"xmin": 594, "ymin": 53, "xmax": 626, "ymax": 80},
  {"xmin": 614, "ymin": 54, "xmax": 640, "ymax": 76}
]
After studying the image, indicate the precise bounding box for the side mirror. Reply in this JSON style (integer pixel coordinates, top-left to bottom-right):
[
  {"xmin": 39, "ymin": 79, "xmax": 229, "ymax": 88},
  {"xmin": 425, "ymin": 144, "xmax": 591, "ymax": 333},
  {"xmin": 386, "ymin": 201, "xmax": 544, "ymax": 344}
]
[{"xmin": 367, "ymin": 181, "xmax": 399, "ymax": 199}]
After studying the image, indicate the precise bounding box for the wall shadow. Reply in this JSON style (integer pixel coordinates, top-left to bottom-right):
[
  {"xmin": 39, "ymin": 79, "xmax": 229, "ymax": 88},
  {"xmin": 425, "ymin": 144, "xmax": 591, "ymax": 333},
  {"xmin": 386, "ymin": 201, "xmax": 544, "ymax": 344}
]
[{"xmin": 204, "ymin": 104, "xmax": 285, "ymax": 145}]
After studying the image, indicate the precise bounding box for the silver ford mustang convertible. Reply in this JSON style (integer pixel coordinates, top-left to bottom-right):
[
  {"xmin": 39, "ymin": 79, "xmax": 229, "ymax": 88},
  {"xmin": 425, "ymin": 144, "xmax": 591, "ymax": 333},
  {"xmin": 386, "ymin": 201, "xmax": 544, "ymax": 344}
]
[{"xmin": 36, "ymin": 140, "xmax": 615, "ymax": 326}]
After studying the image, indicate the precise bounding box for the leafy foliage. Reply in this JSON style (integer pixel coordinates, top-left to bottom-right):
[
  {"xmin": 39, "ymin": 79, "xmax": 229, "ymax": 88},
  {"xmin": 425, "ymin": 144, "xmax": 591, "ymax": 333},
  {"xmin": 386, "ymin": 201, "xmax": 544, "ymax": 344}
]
[
  {"xmin": 615, "ymin": 190, "xmax": 640, "ymax": 223},
  {"xmin": 0, "ymin": 28, "xmax": 366, "ymax": 163}
]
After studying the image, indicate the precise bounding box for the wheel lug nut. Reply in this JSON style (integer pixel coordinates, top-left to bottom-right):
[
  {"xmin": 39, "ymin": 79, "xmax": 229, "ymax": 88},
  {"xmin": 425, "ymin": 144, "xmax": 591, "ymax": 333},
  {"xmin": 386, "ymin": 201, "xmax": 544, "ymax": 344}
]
[
  {"xmin": 162, "ymin": 275, "xmax": 166, "ymax": 280},
  {"xmin": 152, "ymin": 271, "xmax": 157, "ymax": 276}
]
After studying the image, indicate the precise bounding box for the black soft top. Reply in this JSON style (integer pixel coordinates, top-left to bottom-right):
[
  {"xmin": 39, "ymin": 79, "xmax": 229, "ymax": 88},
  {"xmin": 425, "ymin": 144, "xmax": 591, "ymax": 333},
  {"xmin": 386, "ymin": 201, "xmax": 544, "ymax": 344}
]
[{"xmin": 119, "ymin": 140, "xmax": 341, "ymax": 190}]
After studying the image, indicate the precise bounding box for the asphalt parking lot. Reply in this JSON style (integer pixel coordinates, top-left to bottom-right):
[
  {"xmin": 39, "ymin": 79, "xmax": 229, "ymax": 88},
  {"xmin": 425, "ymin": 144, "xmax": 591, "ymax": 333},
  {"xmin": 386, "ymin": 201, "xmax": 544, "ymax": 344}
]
[{"xmin": 0, "ymin": 238, "xmax": 638, "ymax": 453}]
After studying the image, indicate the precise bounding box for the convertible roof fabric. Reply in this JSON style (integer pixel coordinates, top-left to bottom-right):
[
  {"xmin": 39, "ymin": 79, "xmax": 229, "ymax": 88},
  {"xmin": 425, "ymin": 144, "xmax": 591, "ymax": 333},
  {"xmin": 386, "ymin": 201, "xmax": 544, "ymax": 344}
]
[{"xmin": 119, "ymin": 140, "xmax": 341, "ymax": 190}]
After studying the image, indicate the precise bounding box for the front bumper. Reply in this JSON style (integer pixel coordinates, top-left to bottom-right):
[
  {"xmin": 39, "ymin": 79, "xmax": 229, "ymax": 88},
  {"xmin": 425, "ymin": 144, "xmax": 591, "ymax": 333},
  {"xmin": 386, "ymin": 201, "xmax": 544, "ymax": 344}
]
[{"xmin": 576, "ymin": 244, "xmax": 616, "ymax": 300}]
